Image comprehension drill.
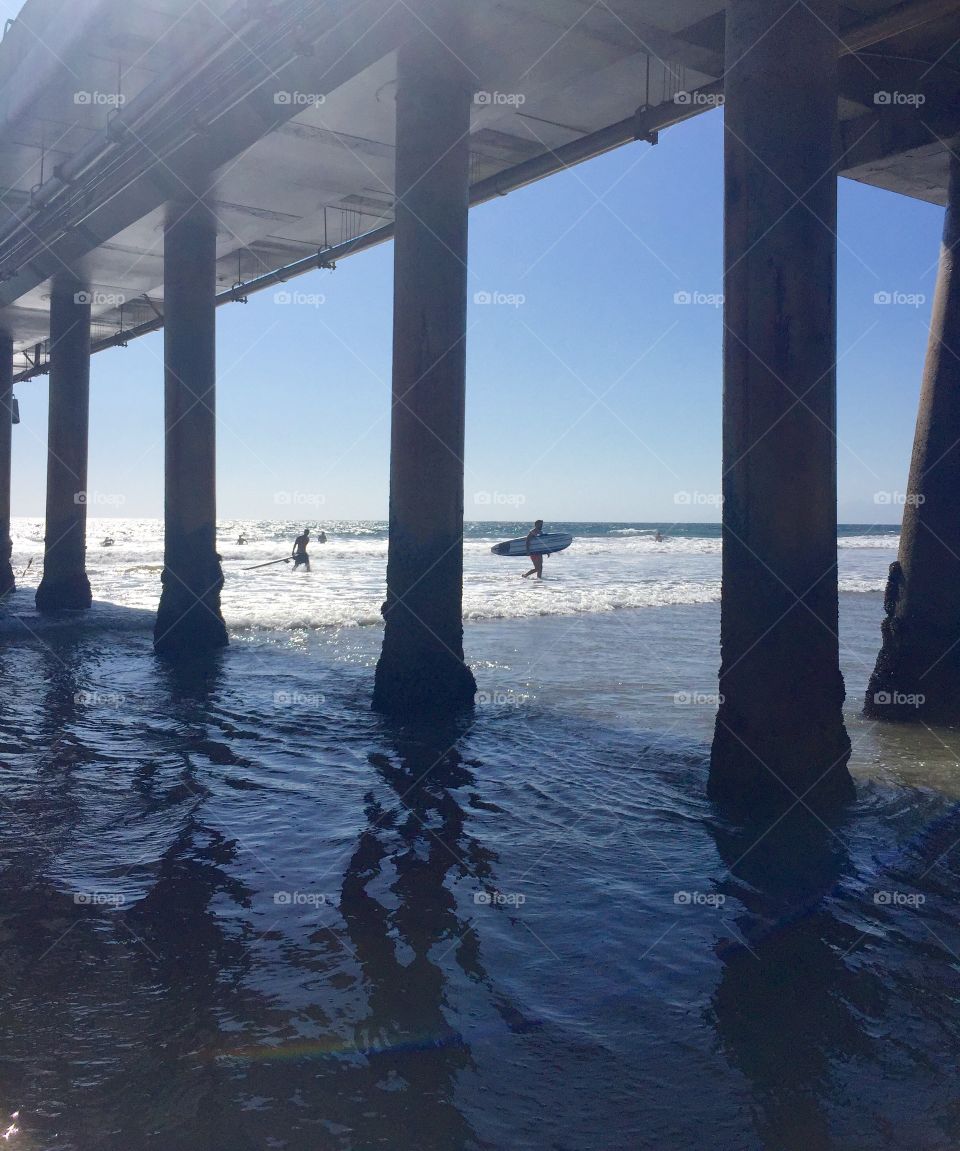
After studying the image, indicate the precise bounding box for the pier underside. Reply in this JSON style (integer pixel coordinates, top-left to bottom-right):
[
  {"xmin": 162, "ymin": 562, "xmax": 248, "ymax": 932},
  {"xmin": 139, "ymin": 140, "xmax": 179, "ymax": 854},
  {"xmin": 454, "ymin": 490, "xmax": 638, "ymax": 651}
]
[{"xmin": 0, "ymin": 0, "xmax": 956, "ymax": 801}]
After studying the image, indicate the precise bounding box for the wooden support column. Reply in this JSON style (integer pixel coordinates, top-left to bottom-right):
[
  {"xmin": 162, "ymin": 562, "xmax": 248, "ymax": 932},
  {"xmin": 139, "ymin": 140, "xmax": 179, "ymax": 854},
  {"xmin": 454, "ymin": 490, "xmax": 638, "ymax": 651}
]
[
  {"xmin": 866, "ymin": 155, "xmax": 960, "ymax": 721},
  {"xmin": 372, "ymin": 20, "xmax": 477, "ymax": 716},
  {"xmin": 709, "ymin": 0, "xmax": 854, "ymax": 810},
  {"xmin": 36, "ymin": 280, "xmax": 92, "ymax": 612},
  {"xmin": 154, "ymin": 197, "xmax": 228, "ymax": 656}
]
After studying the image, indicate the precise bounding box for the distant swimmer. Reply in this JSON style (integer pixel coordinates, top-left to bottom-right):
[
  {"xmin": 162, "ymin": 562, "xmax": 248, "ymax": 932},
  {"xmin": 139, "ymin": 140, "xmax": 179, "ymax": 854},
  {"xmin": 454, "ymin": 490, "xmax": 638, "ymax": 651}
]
[
  {"xmin": 292, "ymin": 527, "xmax": 311, "ymax": 572},
  {"xmin": 318, "ymin": 531, "xmax": 327, "ymax": 544},
  {"xmin": 522, "ymin": 519, "xmax": 545, "ymax": 580},
  {"xmin": 237, "ymin": 534, "xmax": 247, "ymax": 545},
  {"xmin": 654, "ymin": 530, "xmax": 664, "ymax": 543},
  {"xmin": 101, "ymin": 537, "xmax": 115, "ymax": 548}
]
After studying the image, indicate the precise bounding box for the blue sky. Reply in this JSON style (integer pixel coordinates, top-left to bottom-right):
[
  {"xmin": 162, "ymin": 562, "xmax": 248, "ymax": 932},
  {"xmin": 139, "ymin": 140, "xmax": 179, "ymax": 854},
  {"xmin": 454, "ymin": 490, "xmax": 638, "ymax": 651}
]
[{"xmin": 8, "ymin": 105, "xmax": 944, "ymax": 523}]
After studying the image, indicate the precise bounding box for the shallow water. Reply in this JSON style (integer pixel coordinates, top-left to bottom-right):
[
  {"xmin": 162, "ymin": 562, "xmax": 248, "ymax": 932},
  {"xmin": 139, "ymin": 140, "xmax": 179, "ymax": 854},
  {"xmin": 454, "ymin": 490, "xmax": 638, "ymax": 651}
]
[{"xmin": 2, "ymin": 522, "xmax": 959, "ymax": 1150}]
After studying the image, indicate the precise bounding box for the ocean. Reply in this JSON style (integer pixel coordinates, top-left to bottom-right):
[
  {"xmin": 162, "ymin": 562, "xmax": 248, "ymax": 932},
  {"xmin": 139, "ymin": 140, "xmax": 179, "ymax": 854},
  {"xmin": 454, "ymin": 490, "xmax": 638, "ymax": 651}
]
[{"xmin": 2, "ymin": 518, "xmax": 960, "ymax": 1150}]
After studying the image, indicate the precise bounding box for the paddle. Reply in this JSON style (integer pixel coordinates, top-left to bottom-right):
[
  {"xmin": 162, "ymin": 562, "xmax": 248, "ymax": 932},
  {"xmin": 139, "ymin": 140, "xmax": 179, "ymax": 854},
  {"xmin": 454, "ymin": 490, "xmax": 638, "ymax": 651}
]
[{"xmin": 242, "ymin": 557, "xmax": 291, "ymax": 572}]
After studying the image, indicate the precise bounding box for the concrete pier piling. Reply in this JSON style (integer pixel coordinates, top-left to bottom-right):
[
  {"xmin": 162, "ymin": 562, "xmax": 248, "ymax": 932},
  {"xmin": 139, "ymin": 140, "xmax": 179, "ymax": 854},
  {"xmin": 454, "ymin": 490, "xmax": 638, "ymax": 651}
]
[
  {"xmin": 154, "ymin": 197, "xmax": 228, "ymax": 656},
  {"xmin": 709, "ymin": 0, "xmax": 854, "ymax": 810},
  {"xmin": 0, "ymin": 336, "xmax": 14, "ymax": 597},
  {"xmin": 866, "ymin": 156, "xmax": 960, "ymax": 722},
  {"xmin": 372, "ymin": 22, "xmax": 477, "ymax": 716},
  {"xmin": 36, "ymin": 281, "xmax": 92, "ymax": 612}
]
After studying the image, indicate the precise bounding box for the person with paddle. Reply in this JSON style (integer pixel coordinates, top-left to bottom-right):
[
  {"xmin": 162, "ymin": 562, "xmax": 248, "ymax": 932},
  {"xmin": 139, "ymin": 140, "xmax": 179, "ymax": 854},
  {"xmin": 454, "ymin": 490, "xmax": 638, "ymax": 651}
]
[
  {"xmin": 522, "ymin": 520, "xmax": 545, "ymax": 580},
  {"xmin": 292, "ymin": 528, "xmax": 311, "ymax": 572}
]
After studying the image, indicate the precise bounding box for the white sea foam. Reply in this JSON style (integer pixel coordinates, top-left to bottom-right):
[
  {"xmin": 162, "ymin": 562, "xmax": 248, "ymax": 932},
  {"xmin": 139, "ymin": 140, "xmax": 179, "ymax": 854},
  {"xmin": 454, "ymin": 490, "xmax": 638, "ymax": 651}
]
[{"xmin": 7, "ymin": 518, "xmax": 896, "ymax": 633}]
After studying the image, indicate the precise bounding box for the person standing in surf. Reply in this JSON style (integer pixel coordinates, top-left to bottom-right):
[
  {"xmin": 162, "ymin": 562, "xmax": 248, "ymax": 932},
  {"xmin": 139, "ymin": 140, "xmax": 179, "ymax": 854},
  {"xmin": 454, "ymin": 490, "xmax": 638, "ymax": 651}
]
[
  {"xmin": 292, "ymin": 528, "xmax": 311, "ymax": 572},
  {"xmin": 522, "ymin": 520, "xmax": 545, "ymax": 580}
]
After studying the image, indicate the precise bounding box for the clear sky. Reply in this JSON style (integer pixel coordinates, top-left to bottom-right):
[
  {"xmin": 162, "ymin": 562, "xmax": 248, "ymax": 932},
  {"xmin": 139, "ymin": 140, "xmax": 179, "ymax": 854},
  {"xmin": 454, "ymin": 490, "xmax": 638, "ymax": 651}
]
[{"xmin": 7, "ymin": 96, "xmax": 945, "ymax": 523}]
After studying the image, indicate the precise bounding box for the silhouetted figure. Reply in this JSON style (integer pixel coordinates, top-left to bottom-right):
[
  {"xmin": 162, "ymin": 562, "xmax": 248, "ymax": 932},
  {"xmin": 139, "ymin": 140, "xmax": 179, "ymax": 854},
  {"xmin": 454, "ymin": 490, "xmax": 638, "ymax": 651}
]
[
  {"xmin": 291, "ymin": 528, "xmax": 310, "ymax": 571},
  {"xmin": 522, "ymin": 519, "xmax": 545, "ymax": 580}
]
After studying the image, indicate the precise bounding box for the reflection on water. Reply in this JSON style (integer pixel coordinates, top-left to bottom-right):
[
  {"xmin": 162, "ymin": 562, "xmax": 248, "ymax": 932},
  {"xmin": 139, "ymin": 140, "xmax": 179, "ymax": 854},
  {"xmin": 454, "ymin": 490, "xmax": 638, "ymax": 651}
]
[{"xmin": 1, "ymin": 609, "xmax": 960, "ymax": 1149}]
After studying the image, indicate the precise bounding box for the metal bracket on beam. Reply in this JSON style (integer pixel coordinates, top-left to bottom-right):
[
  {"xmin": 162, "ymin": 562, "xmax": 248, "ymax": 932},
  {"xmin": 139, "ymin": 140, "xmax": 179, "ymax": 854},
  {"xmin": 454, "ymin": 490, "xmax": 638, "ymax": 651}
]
[{"xmin": 142, "ymin": 294, "xmax": 164, "ymax": 321}]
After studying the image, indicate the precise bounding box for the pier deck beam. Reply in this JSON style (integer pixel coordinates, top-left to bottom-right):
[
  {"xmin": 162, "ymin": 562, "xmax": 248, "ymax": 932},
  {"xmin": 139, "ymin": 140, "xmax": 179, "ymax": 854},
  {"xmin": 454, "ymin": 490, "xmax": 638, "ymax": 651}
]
[
  {"xmin": 0, "ymin": 337, "xmax": 14, "ymax": 596},
  {"xmin": 709, "ymin": 0, "xmax": 854, "ymax": 810},
  {"xmin": 36, "ymin": 281, "xmax": 92, "ymax": 612},
  {"xmin": 154, "ymin": 197, "xmax": 227, "ymax": 656},
  {"xmin": 372, "ymin": 24, "xmax": 477, "ymax": 716},
  {"xmin": 866, "ymin": 156, "xmax": 960, "ymax": 722}
]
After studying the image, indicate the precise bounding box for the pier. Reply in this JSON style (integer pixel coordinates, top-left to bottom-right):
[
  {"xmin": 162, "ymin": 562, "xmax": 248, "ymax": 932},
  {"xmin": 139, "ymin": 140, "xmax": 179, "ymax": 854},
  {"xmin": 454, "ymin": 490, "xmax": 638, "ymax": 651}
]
[{"xmin": 0, "ymin": 0, "xmax": 959, "ymax": 808}]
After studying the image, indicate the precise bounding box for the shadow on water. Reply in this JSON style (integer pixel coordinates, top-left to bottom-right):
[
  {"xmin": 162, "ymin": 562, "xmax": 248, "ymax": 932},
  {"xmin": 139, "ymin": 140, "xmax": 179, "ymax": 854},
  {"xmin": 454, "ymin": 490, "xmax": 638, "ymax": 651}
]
[
  {"xmin": 6, "ymin": 621, "xmax": 960, "ymax": 1148},
  {"xmin": 212, "ymin": 718, "xmax": 501, "ymax": 1150},
  {"xmin": 709, "ymin": 809, "xmax": 867, "ymax": 1151},
  {"xmin": 708, "ymin": 793, "xmax": 960, "ymax": 1151}
]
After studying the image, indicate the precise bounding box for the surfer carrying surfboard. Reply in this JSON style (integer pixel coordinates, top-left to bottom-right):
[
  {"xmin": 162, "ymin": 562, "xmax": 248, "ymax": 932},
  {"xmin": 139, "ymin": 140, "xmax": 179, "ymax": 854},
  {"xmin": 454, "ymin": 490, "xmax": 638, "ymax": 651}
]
[{"xmin": 522, "ymin": 520, "xmax": 545, "ymax": 580}]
